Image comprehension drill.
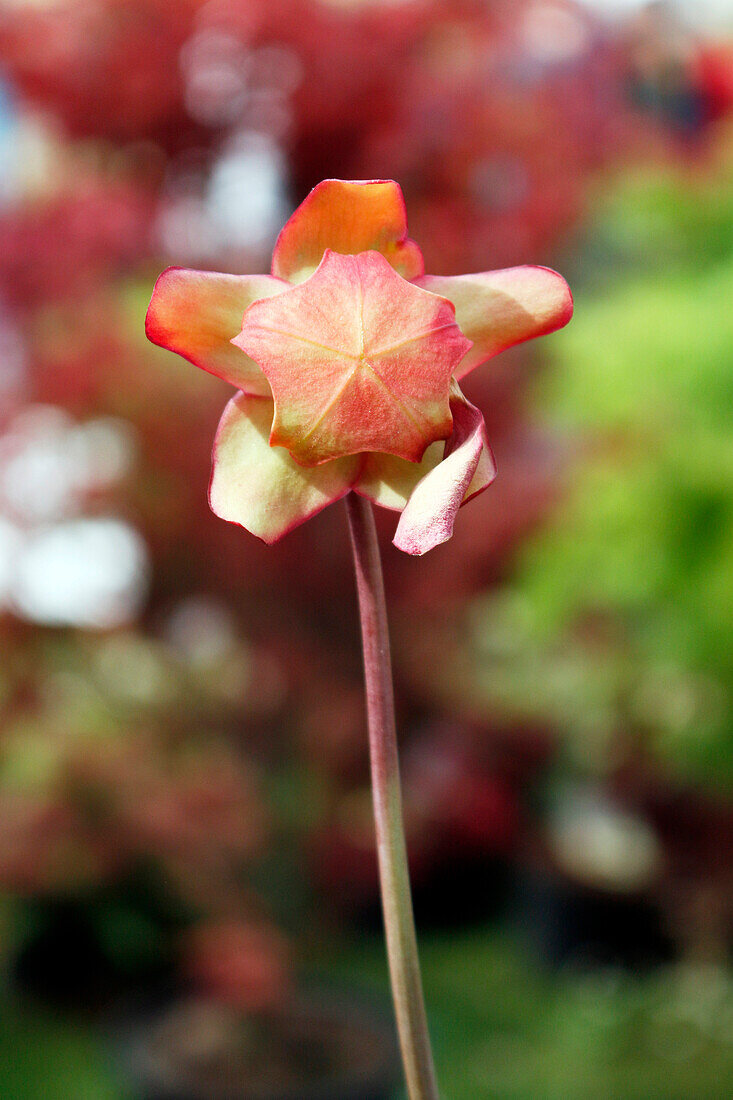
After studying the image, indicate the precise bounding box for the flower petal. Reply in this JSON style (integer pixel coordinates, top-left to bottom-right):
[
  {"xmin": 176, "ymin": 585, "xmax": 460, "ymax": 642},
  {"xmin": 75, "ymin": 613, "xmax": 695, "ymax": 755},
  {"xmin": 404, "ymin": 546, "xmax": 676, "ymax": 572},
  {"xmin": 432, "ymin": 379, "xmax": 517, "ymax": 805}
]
[
  {"xmin": 271, "ymin": 179, "xmax": 424, "ymax": 284},
  {"xmin": 355, "ymin": 445, "xmax": 444, "ymax": 511},
  {"xmin": 415, "ymin": 266, "xmax": 573, "ymax": 378},
  {"xmin": 393, "ymin": 388, "xmax": 496, "ymax": 556},
  {"xmin": 235, "ymin": 250, "xmax": 470, "ymax": 466},
  {"xmin": 209, "ymin": 394, "xmax": 361, "ymax": 543},
  {"xmin": 146, "ymin": 267, "xmax": 287, "ymax": 395}
]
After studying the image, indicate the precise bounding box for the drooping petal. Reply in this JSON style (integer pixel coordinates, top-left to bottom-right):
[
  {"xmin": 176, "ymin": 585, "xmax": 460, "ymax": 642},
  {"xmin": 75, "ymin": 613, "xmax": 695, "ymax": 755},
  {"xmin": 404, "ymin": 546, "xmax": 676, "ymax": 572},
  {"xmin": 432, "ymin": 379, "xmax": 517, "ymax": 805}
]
[
  {"xmin": 146, "ymin": 267, "xmax": 288, "ymax": 395},
  {"xmin": 209, "ymin": 394, "xmax": 361, "ymax": 543},
  {"xmin": 355, "ymin": 445, "xmax": 444, "ymax": 511},
  {"xmin": 415, "ymin": 266, "xmax": 573, "ymax": 379},
  {"xmin": 234, "ymin": 250, "xmax": 471, "ymax": 466},
  {"xmin": 271, "ymin": 179, "xmax": 424, "ymax": 284},
  {"xmin": 393, "ymin": 388, "xmax": 496, "ymax": 556}
]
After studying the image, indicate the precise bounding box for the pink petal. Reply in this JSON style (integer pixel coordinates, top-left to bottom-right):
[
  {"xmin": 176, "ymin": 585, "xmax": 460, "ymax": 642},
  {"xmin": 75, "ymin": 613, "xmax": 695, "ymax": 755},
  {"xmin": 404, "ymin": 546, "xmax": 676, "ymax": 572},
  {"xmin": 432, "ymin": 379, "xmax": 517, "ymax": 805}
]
[
  {"xmin": 235, "ymin": 250, "xmax": 471, "ymax": 466},
  {"xmin": 393, "ymin": 390, "xmax": 496, "ymax": 556},
  {"xmin": 209, "ymin": 394, "xmax": 361, "ymax": 543},
  {"xmin": 146, "ymin": 267, "xmax": 287, "ymax": 395},
  {"xmin": 271, "ymin": 179, "xmax": 424, "ymax": 284},
  {"xmin": 415, "ymin": 266, "xmax": 573, "ymax": 379}
]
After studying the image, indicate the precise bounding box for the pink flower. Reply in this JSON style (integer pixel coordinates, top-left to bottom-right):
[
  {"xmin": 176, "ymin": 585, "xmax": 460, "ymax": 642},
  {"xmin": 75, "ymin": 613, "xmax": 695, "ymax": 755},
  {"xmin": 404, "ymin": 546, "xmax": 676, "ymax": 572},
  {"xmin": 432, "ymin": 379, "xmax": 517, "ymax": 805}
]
[{"xmin": 146, "ymin": 179, "xmax": 572, "ymax": 555}]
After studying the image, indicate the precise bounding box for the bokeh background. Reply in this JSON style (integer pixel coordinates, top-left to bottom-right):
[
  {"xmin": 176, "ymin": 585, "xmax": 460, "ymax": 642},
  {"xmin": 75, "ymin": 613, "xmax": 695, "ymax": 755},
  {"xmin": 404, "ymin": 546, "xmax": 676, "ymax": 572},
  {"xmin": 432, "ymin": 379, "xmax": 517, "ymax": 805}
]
[{"xmin": 0, "ymin": 1, "xmax": 732, "ymax": 1097}]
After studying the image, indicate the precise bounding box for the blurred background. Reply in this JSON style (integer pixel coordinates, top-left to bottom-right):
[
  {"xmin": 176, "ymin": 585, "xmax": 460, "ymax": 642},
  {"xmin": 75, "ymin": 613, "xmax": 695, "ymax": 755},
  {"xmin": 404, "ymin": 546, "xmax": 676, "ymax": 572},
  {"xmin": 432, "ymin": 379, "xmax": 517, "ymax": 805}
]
[{"xmin": 0, "ymin": 0, "xmax": 732, "ymax": 1096}]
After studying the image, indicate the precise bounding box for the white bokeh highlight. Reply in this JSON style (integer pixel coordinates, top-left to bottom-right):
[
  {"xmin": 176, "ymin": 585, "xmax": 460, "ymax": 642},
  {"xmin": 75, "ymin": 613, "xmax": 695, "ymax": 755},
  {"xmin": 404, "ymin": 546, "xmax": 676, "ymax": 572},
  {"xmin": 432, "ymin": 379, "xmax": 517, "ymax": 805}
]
[{"xmin": 12, "ymin": 518, "xmax": 148, "ymax": 629}]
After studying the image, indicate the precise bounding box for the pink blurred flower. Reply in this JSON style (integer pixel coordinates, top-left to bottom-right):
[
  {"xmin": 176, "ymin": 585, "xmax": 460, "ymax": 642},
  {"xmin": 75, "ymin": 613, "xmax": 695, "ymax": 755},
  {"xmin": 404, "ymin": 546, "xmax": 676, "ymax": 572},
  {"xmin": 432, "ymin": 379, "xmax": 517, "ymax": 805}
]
[{"xmin": 147, "ymin": 179, "xmax": 571, "ymax": 554}]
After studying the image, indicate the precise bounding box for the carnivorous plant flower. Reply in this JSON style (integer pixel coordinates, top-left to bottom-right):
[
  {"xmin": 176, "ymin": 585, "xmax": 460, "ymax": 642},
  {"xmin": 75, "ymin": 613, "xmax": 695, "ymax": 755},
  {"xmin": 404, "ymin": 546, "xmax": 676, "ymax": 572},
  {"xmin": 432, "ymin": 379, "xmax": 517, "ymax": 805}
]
[
  {"xmin": 146, "ymin": 179, "xmax": 572, "ymax": 555},
  {"xmin": 146, "ymin": 179, "xmax": 572, "ymax": 1100}
]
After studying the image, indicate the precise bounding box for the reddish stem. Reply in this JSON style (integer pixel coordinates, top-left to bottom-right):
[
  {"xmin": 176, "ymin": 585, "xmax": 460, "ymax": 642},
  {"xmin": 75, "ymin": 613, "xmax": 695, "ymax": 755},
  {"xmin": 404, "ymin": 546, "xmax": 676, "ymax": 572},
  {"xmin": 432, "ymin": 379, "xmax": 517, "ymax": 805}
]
[{"xmin": 345, "ymin": 491, "xmax": 439, "ymax": 1100}]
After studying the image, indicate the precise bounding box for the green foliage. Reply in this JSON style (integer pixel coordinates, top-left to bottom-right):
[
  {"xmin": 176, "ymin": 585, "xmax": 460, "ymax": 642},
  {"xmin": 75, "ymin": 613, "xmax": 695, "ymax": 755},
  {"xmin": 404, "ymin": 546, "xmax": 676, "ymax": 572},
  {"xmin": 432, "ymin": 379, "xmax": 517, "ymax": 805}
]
[
  {"xmin": 332, "ymin": 931, "xmax": 733, "ymax": 1100},
  {"xmin": 0, "ymin": 1001, "xmax": 123, "ymax": 1100},
  {"xmin": 583, "ymin": 154, "xmax": 733, "ymax": 282},
  {"xmin": 468, "ymin": 152, "xmax": 733, "ymax": 788}
]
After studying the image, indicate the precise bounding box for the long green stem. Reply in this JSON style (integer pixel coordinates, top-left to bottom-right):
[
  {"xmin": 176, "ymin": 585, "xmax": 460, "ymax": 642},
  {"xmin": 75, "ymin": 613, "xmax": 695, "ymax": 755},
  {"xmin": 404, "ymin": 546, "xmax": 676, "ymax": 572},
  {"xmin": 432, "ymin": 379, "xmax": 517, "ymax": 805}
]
[{"xmin": 345, "ymin": 491, "xmax": 439, "ymax": 1100}]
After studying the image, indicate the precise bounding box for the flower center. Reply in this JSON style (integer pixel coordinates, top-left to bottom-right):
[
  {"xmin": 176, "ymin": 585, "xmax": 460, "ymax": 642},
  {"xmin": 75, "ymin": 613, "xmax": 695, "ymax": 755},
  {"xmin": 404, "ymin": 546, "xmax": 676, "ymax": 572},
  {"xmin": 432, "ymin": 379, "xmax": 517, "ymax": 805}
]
[{"xmin": 233, "ymin": 249, "xmax": 472, "ymax": 466}]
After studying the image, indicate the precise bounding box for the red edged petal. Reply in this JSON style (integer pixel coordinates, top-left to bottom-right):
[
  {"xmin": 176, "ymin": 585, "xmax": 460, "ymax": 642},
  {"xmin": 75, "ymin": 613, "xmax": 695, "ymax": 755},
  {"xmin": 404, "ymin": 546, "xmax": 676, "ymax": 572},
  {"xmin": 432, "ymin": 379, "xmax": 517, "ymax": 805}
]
[
  {"xmin": 235, "ymin": 250, "xmax": 470, "ymax": 466},
  {"xmin": 271, "ymin": 179, "xmax": 424, "ymax": 283},
  {"xmin": 146, "ymin": 267, "xmax": 287, "ymax": 395},
  {"xmin": 393, "ymin": 388, "xmax": 496, "ymax": 556},
  {"xmin": 208, "ymin": 393, "xmax": 361, "ymax": 543},
  {"xmin": 415, "ymin": 266, "xmax": 573, "ymax": 378}
]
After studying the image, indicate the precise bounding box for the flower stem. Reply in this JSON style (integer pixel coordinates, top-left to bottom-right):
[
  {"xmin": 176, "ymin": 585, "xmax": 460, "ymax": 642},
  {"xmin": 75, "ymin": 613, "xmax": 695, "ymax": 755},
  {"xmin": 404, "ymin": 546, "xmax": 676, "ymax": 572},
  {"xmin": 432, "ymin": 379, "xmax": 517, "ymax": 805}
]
[{"xmin": 345, "ymin": 492, "xmax": 440, "ymax": 1100}]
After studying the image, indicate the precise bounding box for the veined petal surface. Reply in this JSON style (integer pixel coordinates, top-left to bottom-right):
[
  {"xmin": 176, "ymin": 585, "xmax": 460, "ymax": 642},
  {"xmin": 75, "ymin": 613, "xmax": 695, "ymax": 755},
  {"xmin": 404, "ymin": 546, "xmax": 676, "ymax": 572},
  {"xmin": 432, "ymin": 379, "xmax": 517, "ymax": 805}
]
[
  {"xmin": 393, "ymin": 388, "xmax": 496, "ymax": 556},
  {"xmin": 416, "ymin": 266, "xmax": 573, "ymax": 378},
  {"xmin": 235, "ymin": 250, "xmax": 471, "ymax": 466},
  {"xmin": 146, "ymin": 268, "xmax": 287, "ymax": 395},
  {"xmin": 209, "ymin": 394, "xmax": 360, "ymax": 543},
  {"xmin": 271, "ymin": 179, "xmax": 424, "ymax": 284}
]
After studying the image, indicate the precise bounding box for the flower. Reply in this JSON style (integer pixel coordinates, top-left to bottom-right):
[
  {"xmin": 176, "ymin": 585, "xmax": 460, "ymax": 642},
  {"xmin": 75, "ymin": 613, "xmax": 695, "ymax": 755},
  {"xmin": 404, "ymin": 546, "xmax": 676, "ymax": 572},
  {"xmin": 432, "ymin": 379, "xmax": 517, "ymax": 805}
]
[{"xmin": 146, "ymin": 179, "xmax": 572, "ymax": 555}]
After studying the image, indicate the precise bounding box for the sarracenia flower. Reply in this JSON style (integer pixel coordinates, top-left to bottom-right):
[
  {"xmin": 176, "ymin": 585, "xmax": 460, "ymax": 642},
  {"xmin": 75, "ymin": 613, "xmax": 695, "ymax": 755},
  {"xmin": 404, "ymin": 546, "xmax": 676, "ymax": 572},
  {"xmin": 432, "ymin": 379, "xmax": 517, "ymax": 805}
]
[{"xmin": 146, "ymin": 179, "xmax": 572, "ymax": 554}]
